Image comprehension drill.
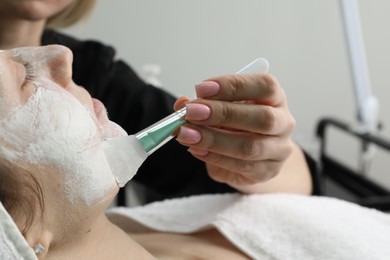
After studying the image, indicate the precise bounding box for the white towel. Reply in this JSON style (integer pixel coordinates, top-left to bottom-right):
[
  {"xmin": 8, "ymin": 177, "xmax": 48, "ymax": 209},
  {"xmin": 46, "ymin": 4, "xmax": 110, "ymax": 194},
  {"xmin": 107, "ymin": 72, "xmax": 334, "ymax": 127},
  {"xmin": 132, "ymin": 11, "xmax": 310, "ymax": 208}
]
[
  {"xmin": 108, "ymin": 193, "xmax": 390, "ymax": 260},
  {"xmin": 0, "ymin": 202, "xmax": 37, "ymax": 260}
]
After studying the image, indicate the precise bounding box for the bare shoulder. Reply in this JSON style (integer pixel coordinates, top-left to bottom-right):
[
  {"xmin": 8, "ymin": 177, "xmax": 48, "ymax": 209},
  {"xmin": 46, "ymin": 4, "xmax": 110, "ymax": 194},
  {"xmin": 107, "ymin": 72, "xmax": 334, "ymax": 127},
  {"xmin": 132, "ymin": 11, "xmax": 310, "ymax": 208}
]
[{"xmin": 107, "ymin": 210, "xmax": 251, "ymax": 258}]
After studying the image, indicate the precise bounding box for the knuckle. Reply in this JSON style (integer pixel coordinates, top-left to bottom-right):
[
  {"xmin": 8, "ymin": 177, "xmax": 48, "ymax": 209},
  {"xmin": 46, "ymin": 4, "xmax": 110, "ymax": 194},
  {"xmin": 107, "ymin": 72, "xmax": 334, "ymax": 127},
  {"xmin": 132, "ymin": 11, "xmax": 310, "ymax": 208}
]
[
  {"xmin": 201, "ymin": 131, "xmax": 217, "ymax": 150},
  {"xmin": 259, "ymin": 107, "xmax": 277, "ymax": 132},
  {"xmin": 242, "ymin": 138, "xmax": 263, "ymax": 159},
  {"xmin": 288, "ymin": 115, "xmax": 296, "ymax": 131},
  {"xmin": 219, "ymin": 75, "xmax": 245, "ymax": 99},
  {"xmin": 262, "ymin": 161, "xmax": 281, "ymax": 180},
  {"xmin": 233, "ymin": 75, "xmax": 246, "ymax": 92},
  {"xmin": 235, "ymin": 160, "xmax": 257, "ymax": 176},
  {"xmin": 237, "ymin": 173, "xmax": 258, "ymax": 185},
  {"xmin": 281, "ymin": 113, "xmax": 296, "ymax": 135},
  {"xmin": 261, "ymin": 74, "xmax": 279, "ymax": 97},
  {"xmin": 218, "ymin": 103, "xmax": 236, "ymax": 125},
  {"xmin": 210, "ymin": 153, "xmax": 225, "ymax": 167}
]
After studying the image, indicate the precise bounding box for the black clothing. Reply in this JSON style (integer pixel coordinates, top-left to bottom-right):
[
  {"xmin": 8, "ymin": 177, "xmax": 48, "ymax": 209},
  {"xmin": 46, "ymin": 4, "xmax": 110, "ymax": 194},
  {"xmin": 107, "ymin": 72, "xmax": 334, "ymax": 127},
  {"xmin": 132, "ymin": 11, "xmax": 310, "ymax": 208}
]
[{"xmin": 41, "ymin": 29, "xmax": 321, "ymax": 203}]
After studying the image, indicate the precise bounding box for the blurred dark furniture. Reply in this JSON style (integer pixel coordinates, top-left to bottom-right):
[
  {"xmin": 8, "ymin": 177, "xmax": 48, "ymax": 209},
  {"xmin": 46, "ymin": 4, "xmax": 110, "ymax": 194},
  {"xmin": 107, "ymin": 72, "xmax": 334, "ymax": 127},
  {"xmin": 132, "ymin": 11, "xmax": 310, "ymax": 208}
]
[{"xmin": 316, "ymin": 117, "xmax": 390, "ymax": 211}]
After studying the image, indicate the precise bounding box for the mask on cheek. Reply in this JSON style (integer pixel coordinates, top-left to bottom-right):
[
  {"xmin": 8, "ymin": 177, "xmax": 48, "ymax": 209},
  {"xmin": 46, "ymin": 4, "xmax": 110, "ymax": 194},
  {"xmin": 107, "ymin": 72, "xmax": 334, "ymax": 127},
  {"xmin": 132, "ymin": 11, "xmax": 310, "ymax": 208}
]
[{"xmin": 0, "ymin": 80, "xmax": 117, "ymax": 205}]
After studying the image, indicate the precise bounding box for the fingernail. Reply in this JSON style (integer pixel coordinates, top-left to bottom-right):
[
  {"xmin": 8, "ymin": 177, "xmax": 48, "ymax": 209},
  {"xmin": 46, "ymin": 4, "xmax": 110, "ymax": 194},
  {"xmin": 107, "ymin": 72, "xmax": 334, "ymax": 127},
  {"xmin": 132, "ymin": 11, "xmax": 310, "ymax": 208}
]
[
  {"xmin": 176, "ymin": 126, "xmax": 201, "ymax": 144},
  {"xmin": 185, "ymin": 103, "xmax": 210, "ymax": 120},
  {"xmin": 195, "ymin": 81, "xmax": 220, "ymax": 98}
]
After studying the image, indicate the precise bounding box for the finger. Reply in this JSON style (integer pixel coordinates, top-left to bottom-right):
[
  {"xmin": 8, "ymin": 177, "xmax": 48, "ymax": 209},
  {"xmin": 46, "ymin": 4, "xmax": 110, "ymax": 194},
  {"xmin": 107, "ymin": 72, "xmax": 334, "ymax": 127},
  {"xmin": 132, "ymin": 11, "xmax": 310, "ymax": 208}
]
[
  {"xmin": 193, "ymin": 154, "xmax": 282, "ymax": 184},
  {"xmin": 176, "ymin": 125, "xmax": 293, "ymax": 161},
  {"xmin": 185, "ymin": 101, "xmax": 295, "ymax": 135},
  {"xmin": 173, "ymin": 96, "xmax": 191, "ymax": 111},
  {"xmin": 196, "ymin": 73, "xmax": 285, "ymax": 106}
]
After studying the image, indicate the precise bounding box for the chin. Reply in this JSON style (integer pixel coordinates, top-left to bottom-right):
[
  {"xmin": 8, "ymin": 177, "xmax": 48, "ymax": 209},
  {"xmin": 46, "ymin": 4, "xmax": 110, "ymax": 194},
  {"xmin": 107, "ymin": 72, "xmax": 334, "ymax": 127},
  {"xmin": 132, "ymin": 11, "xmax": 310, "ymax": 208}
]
[{"xmin": 91, "ymin": 184, "xmax": 119, "ymax": 212}]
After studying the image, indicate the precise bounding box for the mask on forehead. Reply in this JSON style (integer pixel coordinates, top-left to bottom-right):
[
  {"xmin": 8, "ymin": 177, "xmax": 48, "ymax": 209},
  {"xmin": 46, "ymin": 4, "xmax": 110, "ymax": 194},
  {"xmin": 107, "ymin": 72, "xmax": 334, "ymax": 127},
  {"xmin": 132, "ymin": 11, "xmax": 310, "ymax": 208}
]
[{"xmin": 0, "ymin": 78, "xmax": 117, "ymax": 205}]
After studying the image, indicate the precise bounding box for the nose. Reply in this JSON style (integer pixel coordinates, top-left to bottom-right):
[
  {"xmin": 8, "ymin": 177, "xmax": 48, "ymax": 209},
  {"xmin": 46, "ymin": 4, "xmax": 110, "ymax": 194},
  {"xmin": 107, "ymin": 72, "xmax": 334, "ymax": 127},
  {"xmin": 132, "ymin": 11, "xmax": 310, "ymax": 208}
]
[{"xmin": 41, "ymin": 45, "xmax": 73, "ymax": 87}]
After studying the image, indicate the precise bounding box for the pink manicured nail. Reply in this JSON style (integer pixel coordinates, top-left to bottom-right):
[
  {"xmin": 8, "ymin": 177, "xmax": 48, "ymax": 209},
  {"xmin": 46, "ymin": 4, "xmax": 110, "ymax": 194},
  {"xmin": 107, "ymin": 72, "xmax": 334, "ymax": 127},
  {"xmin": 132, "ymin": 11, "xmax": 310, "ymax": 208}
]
[
  {"xmin": 185, "ymin": 103, "xmax": 210, "ymax": 120},
  {"xmin": 195, "ymin": 81, "xmax": 220, "ymax": 98},
  {"xmin": 176, "ymin": 126, "xmax": 201, "ymax": 144}
]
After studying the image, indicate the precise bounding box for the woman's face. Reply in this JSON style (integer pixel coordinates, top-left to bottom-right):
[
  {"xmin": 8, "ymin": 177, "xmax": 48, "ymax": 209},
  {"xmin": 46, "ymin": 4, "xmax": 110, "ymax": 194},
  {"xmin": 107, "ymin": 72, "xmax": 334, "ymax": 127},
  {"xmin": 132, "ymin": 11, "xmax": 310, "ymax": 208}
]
[
  {"xmin": 0, "ymin": 0, "xmax": 74, "ymax": 20},
  {"xmin": 0, "ymin": 45, "xmax": 125, "ymax": 207}
]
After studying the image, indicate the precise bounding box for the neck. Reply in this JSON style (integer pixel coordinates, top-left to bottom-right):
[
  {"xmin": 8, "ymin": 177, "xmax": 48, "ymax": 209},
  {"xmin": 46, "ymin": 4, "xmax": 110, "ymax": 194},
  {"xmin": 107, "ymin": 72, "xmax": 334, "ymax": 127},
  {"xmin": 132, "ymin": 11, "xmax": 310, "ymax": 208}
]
[
  {"xmin": 46, "ymin": 214, "xmax": 155, "ymax": 259},
  {"xmin": 0, "ymin": 17, "xmax": 45, "ymax": 49}
]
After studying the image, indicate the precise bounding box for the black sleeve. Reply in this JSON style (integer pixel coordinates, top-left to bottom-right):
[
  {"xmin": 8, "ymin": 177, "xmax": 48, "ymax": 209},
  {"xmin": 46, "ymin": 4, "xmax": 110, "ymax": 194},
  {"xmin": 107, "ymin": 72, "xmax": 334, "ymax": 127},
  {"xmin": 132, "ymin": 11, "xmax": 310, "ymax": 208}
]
[{"xmin": 303, "ymin": 150, "xmax": 322, "ymax": 195}]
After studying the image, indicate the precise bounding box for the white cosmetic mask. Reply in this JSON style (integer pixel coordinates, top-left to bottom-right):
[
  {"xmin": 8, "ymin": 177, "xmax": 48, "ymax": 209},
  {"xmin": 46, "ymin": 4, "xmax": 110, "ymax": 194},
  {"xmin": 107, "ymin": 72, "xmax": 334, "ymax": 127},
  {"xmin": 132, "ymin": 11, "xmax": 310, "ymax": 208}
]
[{"xmin": 0, "ymin": 78, "xmax": 117, "ymax": 205}]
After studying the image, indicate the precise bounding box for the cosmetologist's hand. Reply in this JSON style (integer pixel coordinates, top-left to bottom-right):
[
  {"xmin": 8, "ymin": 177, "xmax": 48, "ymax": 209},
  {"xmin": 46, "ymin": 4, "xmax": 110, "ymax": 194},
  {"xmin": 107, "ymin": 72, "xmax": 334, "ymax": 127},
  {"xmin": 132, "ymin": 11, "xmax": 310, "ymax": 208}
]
[{"xmin": 174, "ymin": 73, "xmax": 297, "ymax": 193}]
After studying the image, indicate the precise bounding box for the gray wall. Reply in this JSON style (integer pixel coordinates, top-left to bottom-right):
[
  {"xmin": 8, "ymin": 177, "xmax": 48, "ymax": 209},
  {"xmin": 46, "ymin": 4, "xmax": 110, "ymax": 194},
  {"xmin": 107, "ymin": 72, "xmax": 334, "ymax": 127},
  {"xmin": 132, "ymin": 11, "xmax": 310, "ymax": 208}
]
[{"xmin": 64, "ymin": 0, "xmax": 390, "ymax": 187}]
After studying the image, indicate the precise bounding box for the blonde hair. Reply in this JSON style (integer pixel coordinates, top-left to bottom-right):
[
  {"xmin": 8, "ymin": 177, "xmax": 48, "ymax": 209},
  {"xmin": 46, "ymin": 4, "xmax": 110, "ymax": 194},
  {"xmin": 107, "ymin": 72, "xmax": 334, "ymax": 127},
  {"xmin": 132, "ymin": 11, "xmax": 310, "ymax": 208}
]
[{"xmin": 46, "ymin": 0, "xmax": 97, "ymax": 29}]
